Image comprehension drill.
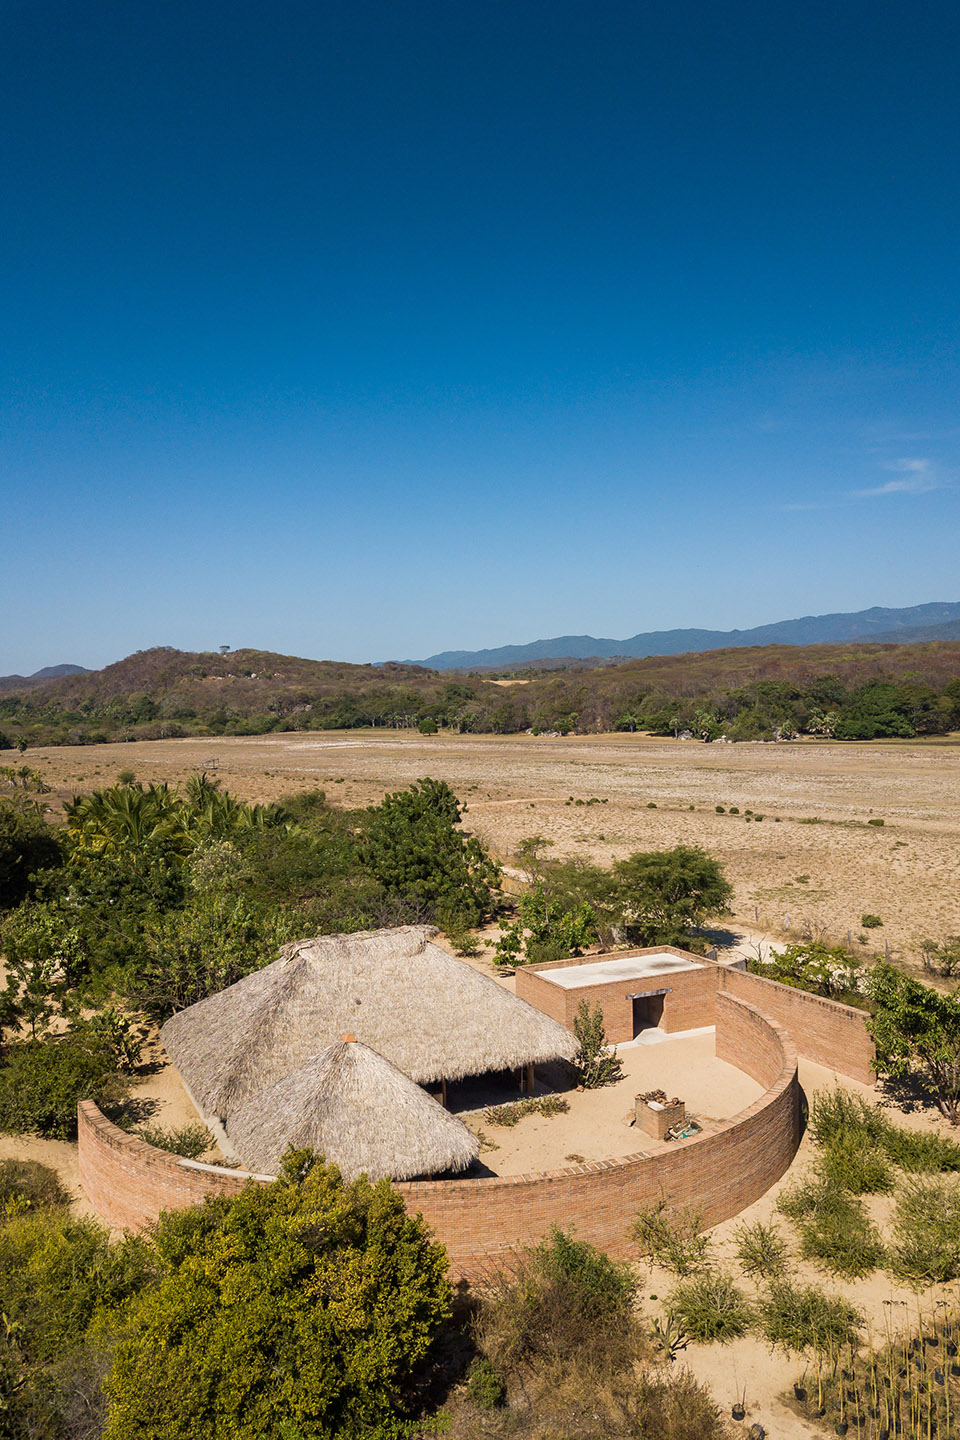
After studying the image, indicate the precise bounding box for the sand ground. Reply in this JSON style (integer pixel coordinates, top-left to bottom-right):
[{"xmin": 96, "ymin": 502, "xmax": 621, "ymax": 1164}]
[{"xmin": 19, "ymin": 729, "xmax": 960, "ymax": 957}]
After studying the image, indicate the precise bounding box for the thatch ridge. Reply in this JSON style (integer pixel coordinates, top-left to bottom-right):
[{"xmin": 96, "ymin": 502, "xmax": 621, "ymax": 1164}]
[
  {"xmin": 160, "ymin": 925, "xmax": 577, "ymax": 1120},
  {"xmin": 227, "ymin": 1038, "xmax": 480, "ymax": 1181}
]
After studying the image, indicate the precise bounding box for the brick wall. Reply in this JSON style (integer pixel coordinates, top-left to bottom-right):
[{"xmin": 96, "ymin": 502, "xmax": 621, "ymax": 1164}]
[
  {"xmin": 77, "ymin": 1101, "xmax": 270, "ymax": 1231},
  {"xmin": 78, "ymin": 994, "xmax": 800, "ymax": 1277},
  {"xmin": 515, "ymin": 947, "xmax": 717, "ymax": 1042},
  {"xmin": 717, "ymin": 967, "xmax": 875, "ymax": 1084}
]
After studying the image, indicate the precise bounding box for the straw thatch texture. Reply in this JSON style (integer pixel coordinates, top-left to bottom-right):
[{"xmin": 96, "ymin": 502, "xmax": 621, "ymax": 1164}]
[
  {"xmin": 160, "ymin": 925, "xmax": 577, "ymax": 1120},
  {"xmin": 227, "ymin": 1038, "xmax": 480, "ymax": 1180}
]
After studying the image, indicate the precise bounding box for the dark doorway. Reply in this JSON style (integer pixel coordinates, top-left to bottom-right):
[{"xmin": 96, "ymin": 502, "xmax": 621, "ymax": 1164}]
[{"xmin": 631, "ymin": 993, "xmax": 665, "ymax": 1037}]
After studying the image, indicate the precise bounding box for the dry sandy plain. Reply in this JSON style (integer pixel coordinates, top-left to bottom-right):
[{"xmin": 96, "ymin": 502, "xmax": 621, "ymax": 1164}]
[{"xmin": 25, "ymin": 728, "xmax": 960, "ymax": 957}]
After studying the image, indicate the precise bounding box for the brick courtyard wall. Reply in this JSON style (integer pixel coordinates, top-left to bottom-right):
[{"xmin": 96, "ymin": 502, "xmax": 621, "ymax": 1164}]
[
  {"xmin": 78, "ymin": 994, "xmax": 800, "ymax": 1277},
  {"xmin": 77, "ymin": 1101, "xmax": 271, "ymax": 1231},
  {"xmin": 515, "ymin": 947, "xmax": 717, "ymax": 1042},
  {"xmin": 717, "ymin": 966, "xmax": 875, "ymax": 1084}
]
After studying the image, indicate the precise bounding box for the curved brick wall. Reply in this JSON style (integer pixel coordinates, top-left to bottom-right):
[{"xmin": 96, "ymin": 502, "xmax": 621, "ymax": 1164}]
[
  {"xmin": 78, "ymin": 993, "xmax": 800, "ymax": 1274},
  {"xmin": 717, "ymin": 966, "xmax": 875, "ymax": 1084}
]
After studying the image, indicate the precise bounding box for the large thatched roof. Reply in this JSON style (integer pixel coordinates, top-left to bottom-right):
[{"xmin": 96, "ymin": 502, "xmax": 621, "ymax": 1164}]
[
  {"xmin": 161, "ymin": 925, "xmax": 576, "ymax": 1120},
  {"xmin": 227, "ymin": 1036, "xmax": 480, "ymax": 1181}
]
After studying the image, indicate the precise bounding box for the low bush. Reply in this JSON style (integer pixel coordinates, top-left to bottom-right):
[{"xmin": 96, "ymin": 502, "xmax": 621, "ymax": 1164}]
[
  {"xmin": 757, "ymin": 1279, "xmax": 863, "ymax": 1354},
  {"xmin": 887, "ymin": 1174, "xmax": 960, "ymax": 1284},
  {"xmin": 861, "ymin": 912, "xmax": 883, "ymax": 927},
  {"xmin": 138, "ymin": 1123, "xmax": 212, "ymax": 1158},
  {"xmin": 810, "ymin": 1085, "xmax": 960, "ymax": 1172},
  {"xmin": 466, "ymin": 1356, "xmax": 505, "ymax": 1410},
  {"xmin": 0, "ymin": 1158, "xmax": 70, "ymax": 1215},
  {"xmin": 734, "ymin": 1218, "xmax": 789, "ymax": 1278},
  {"xmin": 668, "ymin": 1270, "xmax": 752, "ymax": 1342},
  {"xmin": 818, "ymin": 1131, "xmax": 893, "ymax": 1194},
  {"xmin": 0, "ymin": 1035, "xmax": 126, "ymax": 1140},
  {"xmin": 777, "ymin": 1176, "xmax": 882, "ymax": 1277},
  {"xmin": 571, "ymin": 1000, "xmax": 623, "ymax": 1089},
  {"xmin": 632, "ymin": 1202, "xmax": 710, "ymax": 1276}
]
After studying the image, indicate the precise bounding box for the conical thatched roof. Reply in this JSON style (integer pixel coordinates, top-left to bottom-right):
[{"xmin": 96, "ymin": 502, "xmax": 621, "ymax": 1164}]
[
  {"xmin": 227, "ymin": 1036, "xmax": 480, "ymax": 1181},
  {"xmin": 161, "ymin": 925, "xmax": 577, "ymax": 1120}
]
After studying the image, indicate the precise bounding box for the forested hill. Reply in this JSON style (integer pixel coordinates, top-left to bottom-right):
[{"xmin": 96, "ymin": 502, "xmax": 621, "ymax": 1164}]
[{"xmin": 2, "ymin": 642, "xmax": 960, "ymax": 746}]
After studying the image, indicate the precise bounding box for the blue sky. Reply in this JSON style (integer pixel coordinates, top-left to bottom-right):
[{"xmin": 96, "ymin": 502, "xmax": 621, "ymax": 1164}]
[{"xmin": 2, "ymin": 0, "xmax": 959, "ymax": 672}]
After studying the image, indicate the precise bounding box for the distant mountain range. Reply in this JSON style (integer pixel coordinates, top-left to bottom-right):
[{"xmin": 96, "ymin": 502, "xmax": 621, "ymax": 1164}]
[
  {"xmin": 412, "ymin": 602, "xmax": 960, "ymax": 670},
  {"xmin": 0, "ymin": 663, "xmax": 89, "ymax": 691}
]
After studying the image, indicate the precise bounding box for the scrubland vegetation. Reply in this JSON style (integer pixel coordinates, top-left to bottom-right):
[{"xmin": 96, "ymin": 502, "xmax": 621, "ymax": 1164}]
[{"xmin": 3, "ymin": 640, "xmax": 960, "ymax": 748}]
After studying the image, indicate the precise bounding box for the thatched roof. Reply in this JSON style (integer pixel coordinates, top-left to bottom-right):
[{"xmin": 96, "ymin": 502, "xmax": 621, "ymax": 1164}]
[
  {"xmin": 227, "ymin": 1036, "xmax": 480, "ymax": 1181},
  {"xmin": 161, "ymin": 925, "xmax": 577, "ymax": 1120}
]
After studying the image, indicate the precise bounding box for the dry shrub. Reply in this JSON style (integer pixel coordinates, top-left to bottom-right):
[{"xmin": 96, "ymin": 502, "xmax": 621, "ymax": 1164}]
[{"xmin": 451, "ymin": 1227, "xmax": 729, "ymax": 1439}]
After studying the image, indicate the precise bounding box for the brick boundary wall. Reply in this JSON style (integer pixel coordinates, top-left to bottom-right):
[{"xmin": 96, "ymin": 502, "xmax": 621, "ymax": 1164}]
[
  {"xmin": 716, "ymin": 966, "xmax": 876, "ymax": 1085},
  {"xmin": 515, "ymin": 946, "xmax": 876, "ymax": 1085},
  {"xmin": 78, "ymin": 994, "xmax": 800, "ymax": 1277}
]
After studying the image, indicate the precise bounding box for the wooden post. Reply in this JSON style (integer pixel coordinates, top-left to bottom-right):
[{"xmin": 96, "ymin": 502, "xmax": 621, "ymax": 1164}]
[
  {"xmin": 523, "ymin": 1062, "xmax": 535, "ymax": 1094},
  {"xmin": 440, "ymin": 1077, "xmax": 447, "ymax": 1108}
]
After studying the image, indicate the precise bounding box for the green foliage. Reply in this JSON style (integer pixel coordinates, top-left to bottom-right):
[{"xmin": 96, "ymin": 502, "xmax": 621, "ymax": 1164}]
[
  {"xmin": 362, "ymin": 778, "xmax": 500, "ymax": 929},
  {"xmin": 104, "ymin": 1151, "xmax": 451, "ymax": 1440},
  {"xmin": 734, "ymin": 1219, "xmax": 789, "ymax": 1278},
  {"xmin": 466, "ymin": 1356, "xmax": 505, "ymax": 1410},
  {"xmin": 138, "ymin": 1122, "xmax": 212, "ymax": 1158},
  {"xmin": 818, "ymin": 1131, "xmax": 893, "ymax": 1194},
  {"xmin": 571, "ymin": 999, "xmax": 623, "ymax": 1089},
  {"xmin": 493, "ymin": 882, "xmax": 598, "ymax": 966},
  {"xmin": 867, "ymin": 961, "xmax": 960, "ymax": 1123},
  {"xmin": 810, "ymin": 1084, "xmax": 960, "ymax": 1174},
  {"xmin": 0, "ymin": 1210, "xmax": 153, "ymax": 1366},
  {"xmin": 668, "ymin": 1270, "xmax": 752, "ymax": 1342},
  {"xmin": 134, "ymin": 892, "xmax": 299, "ymax": 1018},
  {"xmin": 861, "ymin": 912, "xmax": 883, "ymax": 927},
  {"xmin": 747, "ymin": 941, "xmax": 863, "ymax": 1003},
  {"xmin": 0, "ymin": 1034, "xmax": 126, "ymax": 1140},
  {"xmin": 0, "ymin": 797, "xmax": 62, "ymax": 909},
  {"xmin": 0, "ymin": 1159, "xmax": 70, "ymax": 1217},
  {"xmin": 756, "ymin": 1279, "xmax": 863, "ymax": 1354},
  {"xmin": 483, "ymin": 1095, "xmax": 569, "ymax": 1126},
  {"xmin": 921, "ymin": 934, "xmax": 960, "ymax": 978},
  {"xmin": 417, "ymin": 716, "xmax": 438, "ymax": 734},
  {"xmin": 632, "ymin": 1202, "xmax": 710, "ymax": 1276},
  {"xmin": 777, "ymin": 1176, "xmax": 883, "ymax": 1277},
  {"xmin": 887, "ymin": 1174, "xmax": 960, "ymax": 1284},
  {"xmin": 473, "ymin": 1225, "xmax": 638, "ymax": 1380},
  {"xmin": 612, "ymin": 845, "xmax": 732, "ymax": 946}
]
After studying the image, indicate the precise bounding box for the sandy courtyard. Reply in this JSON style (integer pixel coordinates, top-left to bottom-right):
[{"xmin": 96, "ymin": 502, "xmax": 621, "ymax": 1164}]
[{"xmin": 22, "ymin": 728, "xmax": 960, "ymax": 957}]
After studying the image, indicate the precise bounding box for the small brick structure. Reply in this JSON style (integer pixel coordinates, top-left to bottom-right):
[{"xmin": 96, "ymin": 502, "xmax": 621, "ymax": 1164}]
[{"xmin": 635, "ymin": 1094, "xmax": 685, "ymax": 1140}]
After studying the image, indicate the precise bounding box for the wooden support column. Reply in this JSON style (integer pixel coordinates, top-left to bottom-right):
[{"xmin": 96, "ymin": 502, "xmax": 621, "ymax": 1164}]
[{"xmin": 440, "ymin": 1077, "xmax": 448, "ymax": 1108}]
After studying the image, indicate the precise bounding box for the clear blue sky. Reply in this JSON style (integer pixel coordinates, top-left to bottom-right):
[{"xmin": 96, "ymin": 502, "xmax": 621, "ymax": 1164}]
[{"xmin": 2, "ymin": 0, "xmax": 959, "ymax": 672}]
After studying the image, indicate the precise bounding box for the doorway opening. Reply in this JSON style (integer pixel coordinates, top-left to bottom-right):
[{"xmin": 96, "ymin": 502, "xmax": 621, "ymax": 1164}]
[{"xmin": 630, "ymin": 991, "xmax": 666, "ymax": 1037}]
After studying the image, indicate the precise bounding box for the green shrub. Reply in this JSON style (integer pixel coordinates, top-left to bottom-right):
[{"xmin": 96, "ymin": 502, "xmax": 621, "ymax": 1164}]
[
  {"xmin": 466, "ymin": 1356, "xmax": 505, "ymax": 1410},
  {"xmin": 861, "ymin": 912, "xmax": 883, "ymax": 927},
  {"xmin": 715, "ymin": 805, "xmax": 725, "ymax": 813},
  {"xmin": 0, "ymin": 1159, "xmax": 70, "ymax": 1215},
  {"xmin": 728, "ymin": 806, "xmax": 739, "ymax": 814},
  {"xmin": 138, "ymin": 1123, "xmax": 212, "ymax": 1159},
  {"xmin": 632, "ymin": 1202, "xmax": 710, "ymax": 1276},
  {"xmin": 104, "ymin": 1152, "xmax": 451, "ymax": 1440},
  {"xmin": 887, "ymin": 1174, "xmax": 960, "ymax": 1284},
  {"xmin": 809, "ymin": 1085, "xmax": 960, "ymax": 1173},
  {"xmin": 777, "ymin": 1176, "xmax": 882, "ymax": 1277},
  {"xmin": 571, "ymin": 999, "xmax": 623, "ymax": 1088},
  {"xmin": 734, "ymin": 1219, "xmax": 789, "ymax": 1278},
  {"xmin": 885, "ymin": 1125, "xmax": 960, "ymax": 1173},
  {"xmin": 818, "ymin": 1132, "xmax": 893, "ymax": 1194},
  {"xmin": 757, "ymin": 1279, "xmax": 863, "ymax": 1353},
  {"xmin": 0, "ymin": 1035, "xmax": 126, "ymax": 1140},
  {"xmin": 668, "ymin": 1270, "xmax": 752, "ymax": 1342},
  {"xmin": 867, "ymin": 818, "xmax": 885, "ymax": 827}
]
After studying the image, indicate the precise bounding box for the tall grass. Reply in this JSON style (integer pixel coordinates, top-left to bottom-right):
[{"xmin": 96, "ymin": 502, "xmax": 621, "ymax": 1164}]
[
  {"xmin": 756, "ymin": 1279, "xmax": 863, "ymax": 1354},
  {"xmin": 734, "ymin": 1219, "xmax": 789, "ymax": 1279},
  {"xmin": 778, "ymin": 1177, "xmax": 883, "ymax": 1277}
]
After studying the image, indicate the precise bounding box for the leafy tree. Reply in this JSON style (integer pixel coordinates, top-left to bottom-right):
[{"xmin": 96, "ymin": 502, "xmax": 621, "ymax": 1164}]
[
  {"xmin": 748, "ymin": 941, "xmax": 863, "ymax": 1004},
  {"xmin": 0, "ymin": 798, "xmax": 62, "ymax": 909},
  {"xmin": 613, "ymin": 846, "xmax": 732, "ymax": 946},
  {"xmin": 571, "ymin": 1000, "xmax": 623, "ymax": 1088},
  {"xmin": 104, "ymin": 1152, "xmax": 450, "ymax": 1440},
  {"xmin": 867, "ymin": 962, "xmax": 960, "ymax": 1124},
  {"xmin": 361, "ymin": 778, "xmax": 500, "ymax": 929},
  {"xmin": 134, "ymin": 893, "xmax": 299, "ymax": 1018},
  {"xmin": 494, "ymin": 884, "xmax": 598, "ymax": 967}
]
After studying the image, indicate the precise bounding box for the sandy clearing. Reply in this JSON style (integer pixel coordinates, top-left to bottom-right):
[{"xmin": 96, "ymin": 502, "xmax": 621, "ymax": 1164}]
[{"xmin": 19, "ymin": 729, "xmax": 960, "ymax": 955}]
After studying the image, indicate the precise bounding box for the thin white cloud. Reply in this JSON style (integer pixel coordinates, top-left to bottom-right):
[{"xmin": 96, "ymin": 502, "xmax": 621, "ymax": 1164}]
[{"xmin": 852, "ymin": 457, "xmax": 940, "ymax": 498}]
